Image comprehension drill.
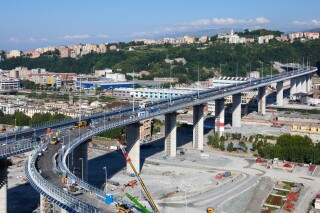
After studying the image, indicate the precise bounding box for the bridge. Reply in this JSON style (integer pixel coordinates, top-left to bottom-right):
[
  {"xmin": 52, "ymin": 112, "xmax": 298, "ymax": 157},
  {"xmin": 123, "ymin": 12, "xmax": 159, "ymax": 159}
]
[{"xmin": 0, "ymin": 65, "xmax": 317, "ymax": 212}]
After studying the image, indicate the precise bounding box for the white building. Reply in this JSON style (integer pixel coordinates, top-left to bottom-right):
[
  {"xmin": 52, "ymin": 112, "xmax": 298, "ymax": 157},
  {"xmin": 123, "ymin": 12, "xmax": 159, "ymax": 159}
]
[
  {"xmin": 0, "ymin": 103, "xmax": 23, "ymax": 114},
  {"xmin": 9, "ymin": 50, "xmax": 21, "ymax": 58},
  {"xmin": 112, "ymin": 88, "xmax": 196, "ymax": 99},
  {"xmin": 95, "ymin": 68, "xmax": 113, "ymax": 77},
  {"xmin": 208, "ymin": 76, "xmax": 249, "ymax": 88},
  {"xmin": 0, "ymin": 78, "xmax": 20, "ymax": 92}
]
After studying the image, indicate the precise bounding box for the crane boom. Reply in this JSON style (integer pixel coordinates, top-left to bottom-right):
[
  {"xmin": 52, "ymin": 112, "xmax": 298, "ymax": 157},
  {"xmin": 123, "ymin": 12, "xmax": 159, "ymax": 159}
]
[
  {"xmin": 116, "ymin": 139, "xmax": 159, "ymax": 213},
  {"xmin": 125, "ymin": 193, "xmax": 152, "ymax": 213}
]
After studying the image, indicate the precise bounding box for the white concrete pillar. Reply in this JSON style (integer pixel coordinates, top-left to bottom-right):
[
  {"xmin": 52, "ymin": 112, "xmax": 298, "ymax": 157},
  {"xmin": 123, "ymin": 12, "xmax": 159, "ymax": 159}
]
[
  {"xmin": 307, "ymin": 74, "xmax": 312, "ymax": 92},
  {"xmin": 72, "ymin": 142, "xmax": 88, "ymax": 182},
  {"xmin": 296, "ymin": 77, "xmax": 302, "ymax": 93},
  {"xmin": 214, "ymin": 98, "xmax": 225, "ymax": 135},
  {"xmin": 290, "ymin": 78, "xmax": 297, "ymax": 100},
  {"xmin": 165, "ymin": 112, "xmax": 177, "ymax": 157},
  {"xmin": 301, "ymin": 75, "xmax": 307, "ymax": 93},
  {"xmin": 193, "ymin": 104, "xmax": 204, "ymax": 150},
  {"xmin": 276, "ymin": 81, "xmax": 284, "ymax": 106},
  {"xmin": 126, "ymin": 123, "xmax": 140, "ymax": 174},
  {"xmin": 0, "ymin": 158, "xmax": 7, "ymax": 213},
  {"xmin": 232, "ymin": 94, "xmax": 241, "ymax": 127},
  {"xmin": 258, "ymin": 87, "xmax": 266, "ymax": 115}
]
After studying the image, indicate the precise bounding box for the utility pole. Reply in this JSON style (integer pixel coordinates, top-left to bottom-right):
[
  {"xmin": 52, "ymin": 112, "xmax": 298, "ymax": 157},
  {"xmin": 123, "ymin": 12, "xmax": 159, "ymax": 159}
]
[
  {"xmin": 197, "ymin": 64, "xmax": 200, "ymax": 98},
  {"xmin": 103, "ymin": 167, "xmax": 107, "ymax": 194}
]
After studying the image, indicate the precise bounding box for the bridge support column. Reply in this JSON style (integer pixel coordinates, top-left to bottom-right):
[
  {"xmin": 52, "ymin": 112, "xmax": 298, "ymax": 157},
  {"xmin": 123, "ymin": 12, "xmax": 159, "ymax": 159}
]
[
  {"xmin": 276, "ymin": 81, "xmax": 284, "ymax": 106},
  {"xmin": 126, "ymin": 123, "xmax": 140, "ymax": 174},
  {"xmin": 290, "ymin": 78, "xmax": 297, "ymax": 100},
  {"xmin": 307, "ymin": 74, "xmax": 312, "ymax": 92},
  {"xmin": 301, "ymin": 75, "xmax": 307, "ymax": 93},
  {"xmin": 258, "ymin": 87, "xmax": 266, "ymax": 115},
  {"xmin": 0, "ymin": 158, "xmax": 7, "ymax": 213},
  {"xmin": 296, "ymin": 77, "xmax": 302, "ymax": 93},
  {"xmin": 214, "ymin": 98, "xmax": 225, "ymax": 135},
  {"xmin": 72, "ymin": 142, "xmax": 88, "ymax": 182},
  {"xmin": 165, "ymin": 112, "xmax": 177, "ymax": 157},
  {"xmin": 193, "ymin": 104, "xmax": 204, "ymax": 150},
  {"xmin": 232, "ymin": 94, "xmax": 241, "ymax": 127}
]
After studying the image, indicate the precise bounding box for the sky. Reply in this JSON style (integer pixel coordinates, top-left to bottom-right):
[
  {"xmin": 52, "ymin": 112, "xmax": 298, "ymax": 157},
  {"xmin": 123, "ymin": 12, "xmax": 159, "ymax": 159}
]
[{"xmin": 1, "ymin": 0, "xmax": 320, "ymax": 50}]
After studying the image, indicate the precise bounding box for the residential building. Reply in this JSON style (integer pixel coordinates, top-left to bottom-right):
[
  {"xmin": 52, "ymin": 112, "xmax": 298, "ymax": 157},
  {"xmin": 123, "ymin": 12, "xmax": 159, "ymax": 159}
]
[
  {"xmin": 313, "ymin": 75, "xmax": 320, "ymax": 99},
  {"xmin": 288, "ymin": 32, "xmax": 304, "ymax": 41},
  {"xmin": 0, "ymin": 77, "xmax": 20, "ymax": 92},
  {"xmin": 276, "ymin": 35, "xmax": 288, "ymax": 42},
  {"xmin": 0, "ymin": 103, "xmax": 23, "ymax": 114},
  {"xmin": 304, "ymin": 32, "xmax": 320, "ymax": 40},
  {"xmin": 140, "ymin": 119, "xmax": 152, "ymax": 142},
  {"xmin": 184, "ymin": 35, "xmax": 196, "ymax": 44},
  {"xmin": 98, "ymin": 44, "xmax": 107, "ymax": 53},
  {"xmin": 246, "ymin": 38, "xmax": 255, "ymax": 43},
  {"xmin": 199, "ymin": 36, "xmax": 208, "ymax": 43},
  {"xmin": 9, "ymin": 50, "xmax": 21, "ymax": 58},
  {"xmin": 258, "ymin": 35, "xmax": 275, "ymax": 44},
  {"xmin": 109, "ymin": 45, "xmax": 117, "ymax": 51}
]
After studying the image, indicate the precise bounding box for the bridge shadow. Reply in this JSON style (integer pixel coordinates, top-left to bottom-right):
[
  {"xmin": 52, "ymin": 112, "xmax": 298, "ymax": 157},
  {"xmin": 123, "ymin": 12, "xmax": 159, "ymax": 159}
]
[
  {"xmin": 87, "ymin": 125, "xmax": 212, "ymax": 189},
  {"xmin": 8, "ymin": 182, "xmax": 40, "ymax": 213}
]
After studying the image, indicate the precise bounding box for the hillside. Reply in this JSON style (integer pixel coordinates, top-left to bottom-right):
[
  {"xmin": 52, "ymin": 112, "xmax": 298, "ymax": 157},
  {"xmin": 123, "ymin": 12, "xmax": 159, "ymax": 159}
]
[{"xmin": 1, "ymin": 39, "xmax": 320, "ymax": 83}]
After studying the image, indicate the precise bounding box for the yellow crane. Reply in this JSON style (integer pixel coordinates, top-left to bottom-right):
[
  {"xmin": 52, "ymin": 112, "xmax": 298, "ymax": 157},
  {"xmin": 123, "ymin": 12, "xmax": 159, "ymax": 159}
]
[{"xmin": 116, "ymin": 138, "xmax": 159, "ymax": 213}]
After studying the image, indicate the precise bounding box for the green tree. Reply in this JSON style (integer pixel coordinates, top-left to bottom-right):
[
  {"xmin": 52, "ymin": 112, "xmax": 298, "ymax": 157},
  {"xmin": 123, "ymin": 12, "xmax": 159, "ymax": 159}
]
[
  {"xmin": 96, "ymin": 86, "xmax": 103, "ymax": 94},
  {"xmin": 227, "ymin": 142, "xmax": 234, "ymax": 152},
  {"xmin": 219, "ymin": 140, "xmax": 225, "ymax": 151},
  {"xmin": 212, "ymin": 133, "xmax": 220, "ymax": 148}
]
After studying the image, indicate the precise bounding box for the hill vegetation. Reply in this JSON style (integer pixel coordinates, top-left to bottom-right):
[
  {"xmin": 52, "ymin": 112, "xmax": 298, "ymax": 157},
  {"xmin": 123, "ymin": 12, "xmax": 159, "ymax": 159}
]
[{"xmin": 1, "ymin": 37, "xmax": 320, "ymax": 83}]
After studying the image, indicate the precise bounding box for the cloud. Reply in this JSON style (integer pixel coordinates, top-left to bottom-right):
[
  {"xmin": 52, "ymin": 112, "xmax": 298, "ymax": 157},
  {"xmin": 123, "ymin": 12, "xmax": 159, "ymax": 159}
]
[
  {"xmin": 28, "ymin": 37, "xmax": 37, "ymax": 42},
  {"xmin": 189, "ymin": 19, "xmax": 211, "ymax": 26},
  {"xmin": 41, "ymin": 38, "xmax": 48, "ymax": 42},
  {"xmin": 61, "ymin": 34, "xmax": 91, "ymax": 40},
  {"xmin": 293, "ymin": 19, "xmax": 320, "ymax": 26},
  {"xmin": 8, "ymin": 37, "xmax": 19, "ymax": 43},
  {"xmin": 97, "ymin": 34, "xmax": 109, "ymax": 38},
  {"xmin": 255, "ymin": 17, "xmax": 270, "ymax": 24}
]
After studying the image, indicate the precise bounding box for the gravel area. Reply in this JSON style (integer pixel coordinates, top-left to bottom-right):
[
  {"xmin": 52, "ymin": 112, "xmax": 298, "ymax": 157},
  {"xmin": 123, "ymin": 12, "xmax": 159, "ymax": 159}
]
[{"xmin": 219, "ymin": 185, "xmax": 255, "ymax": 213}]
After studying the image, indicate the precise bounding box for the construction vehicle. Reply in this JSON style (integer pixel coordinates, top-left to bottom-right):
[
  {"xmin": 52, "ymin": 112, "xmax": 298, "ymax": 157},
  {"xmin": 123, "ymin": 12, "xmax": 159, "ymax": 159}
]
[
  {"xmin": 268, "ymin": 106, "xmax": 281, "ymax": 128},
  {"xmin": 115, "ymin": 203, "xmax": 134, "ymax": 213},
  {"xmin": 124, "ymin": 180, "xmax": 137, "ymax": 188},
  {"xmin": 207, "ymin": 207, "xmax": 214, "ymax": 213},
  {"xmin": 74, "ymin": 121, "xmax": 87, "ymax": 128},
  {"xmin": 50, "ymin": 136, "xmax": 59, "ymax": 145},
  {"xmin": 125, "ymin": 193, "xmax": 152, "ymax": 213},
  {"xmin": 116, "ymin": 138, "xmax": 159, "ymax": 213}
]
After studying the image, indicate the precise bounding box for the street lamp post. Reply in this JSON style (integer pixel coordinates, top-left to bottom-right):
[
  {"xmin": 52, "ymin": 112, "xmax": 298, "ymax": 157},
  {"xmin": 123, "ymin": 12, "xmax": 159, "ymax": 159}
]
[
  {"xmin": 103, "ymin": 166, "xmax": 107, "ymax": 194},
  {"xmin": 79, "ymin": 158, "xmax": 84, "ymax": 181}
]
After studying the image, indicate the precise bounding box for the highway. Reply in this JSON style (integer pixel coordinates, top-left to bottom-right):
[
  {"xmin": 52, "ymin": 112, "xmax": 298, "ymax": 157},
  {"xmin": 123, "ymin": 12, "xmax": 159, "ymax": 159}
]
[{"xmin": 21, "ymin": 66, "xmax": 319, "ymax": 212}]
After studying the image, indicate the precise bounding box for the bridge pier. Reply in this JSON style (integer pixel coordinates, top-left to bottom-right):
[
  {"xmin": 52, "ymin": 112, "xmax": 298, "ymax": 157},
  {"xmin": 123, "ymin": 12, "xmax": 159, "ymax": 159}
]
[
  {"xmin": 258, "ymin": 87, "xmax": 266, "ymax": 115},
  {"xmin": 301, "ymin": 75, "xmax": 307, "ymax": 93},
  {"xmin": 71, "ymin": 142, "xmax": 88, "ymax": 182},
  {"xmin": 165, "ymin": 112, "xmax": 177, "ymax": 157},
  {"xmin": 290, "ymin": 78, "xmax": 297, "ymax": 100},
  {"xmin": 214, "ymin": 98, "xmax": 225, "ymax": 135},
  {"xmin": 231, "ymin": 94, "xmax": 241, "ymax": 127},
  {"xmin": 0, "ymin": 158, "xmax": 7, "ymax": 213},
  {"xmin": 193, "ymin": 104, "xmax": 204, "ymax": 151},
  {"xmin": 126, "ymin": 123, "xmax": 140, "ymax": 174},
  {"xmin": 276, "ymin": 81, "xmax": 284, "ymax": 106},
  {"xmin": 296, "ymin": 77, "xmax": 302, "ymax": 93},
  {"xmin": 308, "ymin": 74, "xmax": 313, "ymax": 92}
]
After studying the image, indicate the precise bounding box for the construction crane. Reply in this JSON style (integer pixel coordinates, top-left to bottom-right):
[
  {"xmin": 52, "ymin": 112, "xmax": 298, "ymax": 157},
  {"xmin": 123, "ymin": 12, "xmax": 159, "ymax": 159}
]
[
  {"xmin": 268, "ymin": 106, "xmax": 281, "ymax": 128},
  {"xmin": 125, "ymin": 192, "xmax": 152, "ymax": 213},
  {"xmin": 116, "ymin": 138, "xmax": 159, "ymax": 213}
]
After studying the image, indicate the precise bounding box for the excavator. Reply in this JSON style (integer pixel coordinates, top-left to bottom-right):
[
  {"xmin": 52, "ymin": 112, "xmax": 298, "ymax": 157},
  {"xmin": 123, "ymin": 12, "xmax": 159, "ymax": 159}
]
[{"xmin": 116, "ymin": 138, "xmax": 159, "ymax": 213}]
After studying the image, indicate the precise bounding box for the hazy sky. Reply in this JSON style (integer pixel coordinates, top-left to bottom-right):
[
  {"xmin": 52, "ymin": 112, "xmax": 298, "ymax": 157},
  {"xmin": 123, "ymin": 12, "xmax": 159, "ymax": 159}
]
[{"xmin": 1, "ymin": 0, "xmax": 320, "ymax": 50}]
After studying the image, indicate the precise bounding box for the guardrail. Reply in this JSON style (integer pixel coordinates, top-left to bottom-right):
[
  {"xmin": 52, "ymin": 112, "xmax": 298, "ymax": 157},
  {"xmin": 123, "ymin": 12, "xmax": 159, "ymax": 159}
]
[
  {"xmin": 26, "ymin": 142, "xmax": 100, "ymax": 213},
  {"xmin": 0, "ymin": 139, "xmax": 38, "ymax": 159}
]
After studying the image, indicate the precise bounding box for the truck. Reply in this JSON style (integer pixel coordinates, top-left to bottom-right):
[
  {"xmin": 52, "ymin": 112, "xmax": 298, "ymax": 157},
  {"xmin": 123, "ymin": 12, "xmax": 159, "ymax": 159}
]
[
  {"xmin": 50, "ymin": 137, "xmax": 59, "ymax": 145},
  {"xmin": 115, "ymin": 204, "xmax": 133, "ymax": 213},
  {"xmin": 139, "ymin": 101, "xmax": 153, "ymax": 109},
  {"xmin": 148, "ymin": 106, "xmax": 158, "ymax": 113},
  {"xmin": 74, "ymin": 121, "xmax": 87, "ymax": 128}
]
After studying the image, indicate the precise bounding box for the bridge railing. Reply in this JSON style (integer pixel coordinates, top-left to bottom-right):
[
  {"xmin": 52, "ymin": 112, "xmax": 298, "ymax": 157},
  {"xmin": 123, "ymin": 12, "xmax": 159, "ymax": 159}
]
[
  {"xmin": 26, "ymin": 141, "xmax": 100, "ymax": 213},
  {"xmin": 0, "ymin": 139, "xmax": 38, "ymax": 159}
]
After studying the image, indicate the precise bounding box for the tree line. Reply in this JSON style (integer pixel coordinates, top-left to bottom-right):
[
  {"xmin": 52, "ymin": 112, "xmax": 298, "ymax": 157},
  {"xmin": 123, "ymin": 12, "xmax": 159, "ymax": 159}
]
[
  {"xmin": 256, "ymin": 134, "xmax": 320, "ymax": 164},
  {"xmin": 0, "ymin": 111, "xmax": 69, "ymax": 127}
]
